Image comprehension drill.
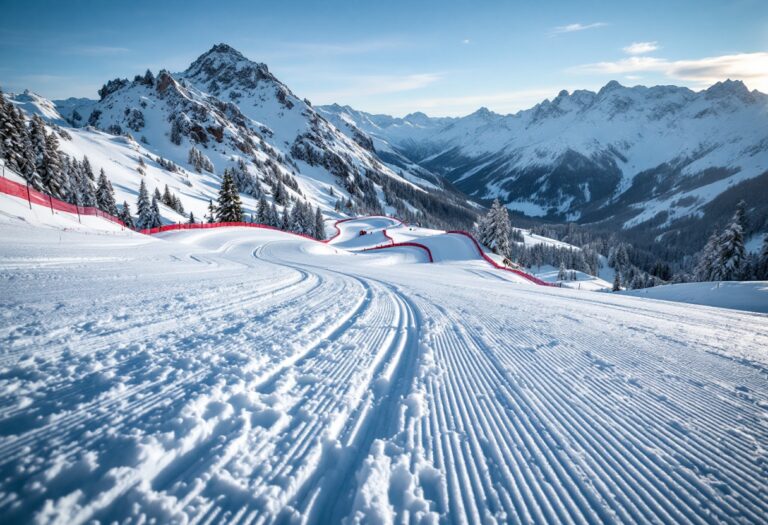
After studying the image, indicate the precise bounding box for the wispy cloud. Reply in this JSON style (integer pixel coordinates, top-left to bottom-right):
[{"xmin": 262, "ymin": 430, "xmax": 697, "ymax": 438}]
[
  {"xmin": 63, "ymin": 45, "xmax": 130, "ymax": 56},
  {"xmin": 622, "ymin": 41, "xmax": 659, "ymax": 55},
  {"xmin": 377, "ymin": 87, "xmax": 586, "ymax": 117},
  {"xmin": 571, "ymin": 51, "xmax": 768, "ymax": 91},
  {"xmin": 549, "ymin": 22, "xmax": 607, "ymax": 36},
  {"xmin": 246, "ymin": 38, "xmax": 408, "ymax": 62},
  {"xmin": 311, "ymin": 73, "xmax": 442, "ymax": 102},
  {"xmin": 462, "ymin": 39, "xmax": 471, "ymax": 45}
]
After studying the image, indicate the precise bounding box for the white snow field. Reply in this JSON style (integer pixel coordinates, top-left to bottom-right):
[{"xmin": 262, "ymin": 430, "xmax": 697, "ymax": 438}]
[{"xmin": 1, "ymin": 209, "xmax": 768, "ymax": 524}]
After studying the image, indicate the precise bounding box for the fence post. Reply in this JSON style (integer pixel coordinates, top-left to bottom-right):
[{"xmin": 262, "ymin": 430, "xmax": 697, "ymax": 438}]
[
  {"xmin": 76, "ymin": 205, "xmax": 81, "ymax": 223},
  {"xmin": 49, "ymin": 194, "xmax": 54, "ymax": 214},
  {"xmin": 26, "ymin": 183, "xmax": 32, "ymax": 209}
]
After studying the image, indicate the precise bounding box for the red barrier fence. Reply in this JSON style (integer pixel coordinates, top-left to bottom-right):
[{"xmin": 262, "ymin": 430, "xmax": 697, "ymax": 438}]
[
  {"xmin": 0, "ymin": 175, "xmax": 551, "ymax": 286},
  {"xmin": 446, "ymin": 230, "xmax": 555, "ymax": 286},
  {"xmin": 325, "ymin": 215, "xmax": 405, "ymax": 243},
  {"xmin": 361, "ymin": 241, "xmax": 434, "ymax": 262},
  {"xmin": 381, "ymin": 229, "xmax": 395, "ymax": 245},
  {"xmin": 0, "ymin": 176, "xmax": 126, "ymax": 227},
  {"xmin": 139, "ymin": 221, "xmax": 323, "ymax": 243}
]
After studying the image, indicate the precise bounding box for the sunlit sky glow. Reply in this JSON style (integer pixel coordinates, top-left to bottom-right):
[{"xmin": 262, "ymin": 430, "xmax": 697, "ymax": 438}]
[{"xmin": 1, "ymin": 0, "xmax": 766, "ymax": 116}]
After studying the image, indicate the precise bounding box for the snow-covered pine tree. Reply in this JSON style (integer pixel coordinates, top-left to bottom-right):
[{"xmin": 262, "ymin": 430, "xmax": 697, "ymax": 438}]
[
  {"xmin": 188, "ymin": 212, "xmax": 196, "ymax": 224},
  {"xmin": 716, "ymin": 203, "xmax": 746, "ymax": 281},
  {"xmin": 188, "ymin": 147, "xmax": 214, "ymax": 173},
  {"xmin": 477, "ymin": 210, "xmax": 493, "ymax": 248},
  {"xmin": 162, "ymin": 184, "xmax": 173, "ymax": 207},
  {"xmin": 135, "ymin": 180, "xmax": 153, "ymax": 229},
  {"xmin": 479, "ymin": 199, "xmax": 512, "ymax": 257},
  {"xmin": 96, "ymin": 169, "xmax": 118, "ymax": 215},
  {"xmin": 118, "ymin": 201, "xmax": 135, "ymax": 228},
  {"xmin": 28, "ymin": 115, "xmax": 49, "ymax": 191},
  {"xmin": 273, "ymin": 179, "xmax": 287, "ymax": 205},
  {"xmin": 172, "ymin": 195, "xmax": 184, "ymax": 215},
  {"xmin": 82, "ymin": 156, "xmax": 95, "ymax": 182},
  {"xmin": 231, "ymin": 159, "xmax": 261, "ymax": 197},
  {"xmin": 612, "ymin": 272, "xmax": 621, "ymax": 292},
  {"xmin": 314, "ymin": 206, "xmax": 325, "ymax": 240},
  {"xmin": 557, "ymin": 262, "xmax": 567, "ymax": 281},
  {"xmin": 269, "ymin": 203, "xmax": 279, "ymax": 228},
  {"xmin": 215, "ymin": 172, "xmax": 243, "ymax": 222},
  {"xmin": 9, "ymin": 105, "xmax": 39, "ymax": 186},
  {"xmin": 289, "ymin": 201, "xmax": 307, "ymax": 234},
  {"xmin": 758, "ymin": 233, "xmax": 768, "ymax": 280},
  {"xmin": 206, "ymin": 199, "xmax": 216, "ymax": 223},
  {"xmin": 256, "ymin": 196, "xmax": 269, "ymax": 224},
  {"xmin": 280, "ymin": 206, "xmax": 290, "ymax": 231},
  {"xmin": 41, "ymin": 129, "xmax": 66, "ymax": 199},
  {"xmin": 695, "ymin": 231, "xmax": 720, "ymax": 281},
  {"xmin": 73, "ymin": 159, "xmax": 96, "ymax": 207},
  {"xmin": 150, "ymin": 193, "xmax": 162, "ymax": 228}
]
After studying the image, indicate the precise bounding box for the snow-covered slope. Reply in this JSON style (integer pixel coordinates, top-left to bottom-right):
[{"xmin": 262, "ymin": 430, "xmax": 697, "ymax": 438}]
[
  {"xmin": 621, "ymin": 280, "xmax": 768, "ymax": 313},
  {"xmin": 320, "ymin": 80, "xmax": 768, "ymax": 242},
  {"xmin": 7, "ymin": 44, "xmax": 477, "ymax": 229},
  {"xmin": 1, "ymin": 213, "xmax": 766, "ymax": 523}
]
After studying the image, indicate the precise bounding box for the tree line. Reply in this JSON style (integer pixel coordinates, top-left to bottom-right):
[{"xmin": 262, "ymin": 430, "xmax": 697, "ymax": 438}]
[{"xmin": 1, "ymin": 91, "xmax": 121, "ymax": 217}]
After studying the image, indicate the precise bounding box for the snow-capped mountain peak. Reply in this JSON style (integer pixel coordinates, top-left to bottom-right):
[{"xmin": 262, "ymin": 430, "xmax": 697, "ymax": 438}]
[{"xmin": 182, "ymin": 43, "xmax": 277, "ymax": 95}]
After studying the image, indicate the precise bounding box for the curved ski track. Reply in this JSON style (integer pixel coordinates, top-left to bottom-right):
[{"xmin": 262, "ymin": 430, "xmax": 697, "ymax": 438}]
[{"xmin": 0, "ymin": 227, "xmax": 766, "ymax": 524}]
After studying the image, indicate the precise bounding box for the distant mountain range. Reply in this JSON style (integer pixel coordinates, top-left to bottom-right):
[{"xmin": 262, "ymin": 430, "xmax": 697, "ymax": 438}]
[
  {"xmin": 8, "ymin": 44, "xmax": 477, "ymax": 230},
  {"xmin": 5, "ymin": 44, "xmax": 766, "ymax": 256},
  {"xmin": 319, "ymin": 80, "xmax": 768, "ymax": 253}
]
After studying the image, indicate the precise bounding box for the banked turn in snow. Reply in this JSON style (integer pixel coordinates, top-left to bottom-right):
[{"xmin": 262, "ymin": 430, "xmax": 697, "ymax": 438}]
[{"xmin": 0, "ymin": 210, "xmax": 767, "ymax": 524}]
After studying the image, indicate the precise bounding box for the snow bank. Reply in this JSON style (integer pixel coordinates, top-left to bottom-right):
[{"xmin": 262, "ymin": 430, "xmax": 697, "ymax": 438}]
[{"xmin": 621, "ymin": 281, "xmax": 768, "ymax": 314}]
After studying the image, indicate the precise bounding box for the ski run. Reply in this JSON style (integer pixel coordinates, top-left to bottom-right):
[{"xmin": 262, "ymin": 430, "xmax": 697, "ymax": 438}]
[{"xmin": 1, "ymin": 203, "xmax": 767, "ymax": 525}]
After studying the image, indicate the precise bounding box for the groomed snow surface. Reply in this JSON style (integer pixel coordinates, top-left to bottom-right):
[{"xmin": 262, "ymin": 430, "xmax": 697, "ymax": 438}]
[{"xmin": 1, "ymin": 205, "xmax": 767, "ymax": 524}]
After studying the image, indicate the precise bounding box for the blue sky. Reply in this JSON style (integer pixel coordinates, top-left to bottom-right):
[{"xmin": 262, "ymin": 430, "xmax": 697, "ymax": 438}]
[{"xmin": 1, "ymin": 0, "xmax": 766, "ymax": 116}]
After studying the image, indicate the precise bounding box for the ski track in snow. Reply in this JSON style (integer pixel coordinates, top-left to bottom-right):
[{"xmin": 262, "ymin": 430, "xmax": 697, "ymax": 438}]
[{"xmin": 0, "ymin": 218, "xmax": 767, "ymax": 524}]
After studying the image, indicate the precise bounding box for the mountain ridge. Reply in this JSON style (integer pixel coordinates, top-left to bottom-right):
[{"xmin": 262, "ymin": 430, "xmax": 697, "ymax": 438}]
[
  {"xmin": 319, "ymin": 79, "xmax": 768, "ymax": 255},
  {"xmin": 10, "ymin": 44, "xmax": 478, "ymax": 230}
]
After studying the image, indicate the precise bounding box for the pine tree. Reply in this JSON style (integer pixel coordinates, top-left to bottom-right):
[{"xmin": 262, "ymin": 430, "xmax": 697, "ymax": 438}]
[
  {"xmin": 82, "ymin": 156, "xmax": 95, "ymax": 181},
  {"xmin": 96, "ymin": 169, "xmax": 118, "ymax": 215},
  {"xmin": 273, "ymin": 179, "xmax": 287, "ymax": 205},
  {"xmin": 717, "ymin": 204, "xmax": 746, "ymax": 281},
  {"xmin": 118, "ymin": 201, "xmax": 135, "ymax": 228},
  {"xmin": 188, "ymin": 212, "xmax": 196, "ymax": 224},
  {"xmin": 150, "ymin": 193, "xmax": 162, "ymax": 227},
  {"xmin": 215, "ymin": 172, "xmax": 243, "ymax": 222},
  {"xmin": 558, "ymin": 262, "xmax": 567, "ymax": 281},
  {"xmin": 28, "ymin": 115, "xmax": 49, "ymax": 190},
  {"xmin": 695, "ymin": 231, "xmax": 720, "ymax": 281},
  {"xmin": 612, "ymin": 271, "xmax": 621, "ymax": 292},
  {"xmin": 758, "ymin": 234, "xmax": 768, "ymax": 280},
  {"xmin": 280, "ymin": 206, "xmax": 290, "ymax": 230},
  {"xmin": 206, "ymin": 199, "xmax": 216, "ymax": 223},
  {"xmin": 162, "ymin": 184, "xmax": 173, "ymax": 206},
  {"xmin": 314, "ymin": 207, "xmax": 325, "ymax": 240},
  {"xmin": 269, "ymin": 203, "xmax": 279, "ymax": 227},
  {"xmin": 135, "ymin": 179, "xmax": 153, "ymax": 229},
  {"xmin": 479, "ymin": 199, "xmax": 512, "ymax": 257},
  {"xmin": 42, "ymin": 130, "xmax": 66, "ymax": 199},
  {"xmin": 256, "ymin": 196, "xmax": 269, "ymax": 224},
  {"xmin": 1, "ymin": 103, "xmax": 40, "ymax": 187}
]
